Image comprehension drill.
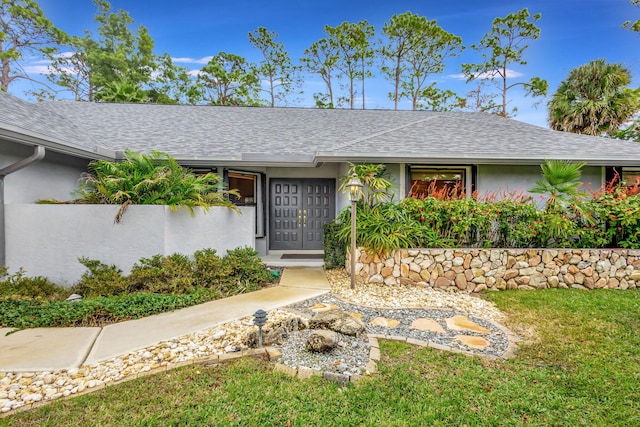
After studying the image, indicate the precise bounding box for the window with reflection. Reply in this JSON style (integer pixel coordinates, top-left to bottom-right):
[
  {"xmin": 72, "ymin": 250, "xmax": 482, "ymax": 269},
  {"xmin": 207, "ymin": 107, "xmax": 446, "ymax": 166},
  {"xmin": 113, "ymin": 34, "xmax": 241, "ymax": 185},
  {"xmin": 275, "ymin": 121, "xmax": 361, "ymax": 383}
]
[
  {"xmin": 228, "ymin": 172, "xmax": 256, "ymax": 205},
  {"xmin": 409, "ymin": 167, "xmax": 466, "ymax": 199}
]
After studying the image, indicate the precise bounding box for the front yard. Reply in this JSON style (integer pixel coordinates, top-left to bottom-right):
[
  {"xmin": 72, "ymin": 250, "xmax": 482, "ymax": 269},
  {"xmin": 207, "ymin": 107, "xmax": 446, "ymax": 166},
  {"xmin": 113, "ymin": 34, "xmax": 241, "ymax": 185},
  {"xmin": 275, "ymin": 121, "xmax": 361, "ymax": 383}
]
[{"xmin": 4, "ymin": 288, "xmax": 639, "ymax": 426}]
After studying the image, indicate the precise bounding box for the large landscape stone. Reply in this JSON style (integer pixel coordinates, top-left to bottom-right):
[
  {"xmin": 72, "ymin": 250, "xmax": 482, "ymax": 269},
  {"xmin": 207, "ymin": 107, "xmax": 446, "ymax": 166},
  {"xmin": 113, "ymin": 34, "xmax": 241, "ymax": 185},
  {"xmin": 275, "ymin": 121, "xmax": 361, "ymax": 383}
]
[
  {"xmin": 309, "ymin": 310, "xmax": 366, "ymax": 336},
  {"xmin": 306, "ymin": 330, "xmax": 338, "ymax": 353}
]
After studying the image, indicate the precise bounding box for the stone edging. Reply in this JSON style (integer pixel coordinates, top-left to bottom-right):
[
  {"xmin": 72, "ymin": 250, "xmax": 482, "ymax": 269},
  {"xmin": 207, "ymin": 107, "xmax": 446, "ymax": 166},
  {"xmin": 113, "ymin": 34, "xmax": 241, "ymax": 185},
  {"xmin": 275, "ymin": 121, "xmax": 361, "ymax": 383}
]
[
  {"xmin": 2, "ymin": 318, "xmax": 520, "ymax": 416},
  {"xmin": 273, "ymin": 317, "xmax": 521, "ymax": 384}
]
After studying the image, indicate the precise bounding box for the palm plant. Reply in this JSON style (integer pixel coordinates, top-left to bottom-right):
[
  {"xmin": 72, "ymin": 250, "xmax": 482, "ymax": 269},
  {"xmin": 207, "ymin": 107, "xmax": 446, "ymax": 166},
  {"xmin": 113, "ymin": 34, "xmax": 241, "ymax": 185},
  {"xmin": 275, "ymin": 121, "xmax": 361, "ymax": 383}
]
[
  {"xmin": 530, "ymin": 159, "xmax": 586, "ymax": 208},
  {"xmin": 75, "ymin": 149, "xmax": 238, "ymax": 222},
  {"xmin": 338, "ymin": 163, "xmax": 395, "ymax": 210},
  {"xmin": 548, "ymin": 59, "xmax": 640, "ymax": 136}
]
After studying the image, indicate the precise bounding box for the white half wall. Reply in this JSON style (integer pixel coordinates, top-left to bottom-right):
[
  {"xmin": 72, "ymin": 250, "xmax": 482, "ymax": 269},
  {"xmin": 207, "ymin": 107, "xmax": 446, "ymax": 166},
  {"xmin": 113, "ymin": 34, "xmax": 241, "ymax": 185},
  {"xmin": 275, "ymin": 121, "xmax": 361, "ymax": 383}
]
[{"xmin": 5, "ymin": 205, "xmax": 254, "ymax": 285}]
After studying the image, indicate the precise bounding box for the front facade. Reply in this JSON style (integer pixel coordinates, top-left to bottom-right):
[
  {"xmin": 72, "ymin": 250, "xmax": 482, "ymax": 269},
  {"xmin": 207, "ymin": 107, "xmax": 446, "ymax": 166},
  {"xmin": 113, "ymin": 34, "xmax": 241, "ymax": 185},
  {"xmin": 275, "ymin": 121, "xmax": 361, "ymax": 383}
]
[{"xmin": 3, "ymin": 91, "xmax": 640, "ymax": 265}]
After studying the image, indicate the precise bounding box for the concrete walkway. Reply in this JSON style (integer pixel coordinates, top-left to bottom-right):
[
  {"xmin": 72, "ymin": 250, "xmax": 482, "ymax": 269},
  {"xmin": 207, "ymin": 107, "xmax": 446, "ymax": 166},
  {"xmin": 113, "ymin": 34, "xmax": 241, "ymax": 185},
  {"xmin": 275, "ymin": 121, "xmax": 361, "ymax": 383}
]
[{"xmin": 0, "ymin": 267, "xmax": 330, "ymax": 372}]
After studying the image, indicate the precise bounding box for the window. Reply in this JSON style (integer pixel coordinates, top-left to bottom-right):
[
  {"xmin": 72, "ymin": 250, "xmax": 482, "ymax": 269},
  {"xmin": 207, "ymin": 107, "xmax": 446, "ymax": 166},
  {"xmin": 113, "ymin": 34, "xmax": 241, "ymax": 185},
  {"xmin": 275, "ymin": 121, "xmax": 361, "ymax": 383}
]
[
  {"xmin": 622, "ymin": 169, "xmax": 640, "ymax": 195},
  {"xmin": 408, "ymin": 167, "xmax": 467, "ymax": 199},
  {"xmin": 228, "ymin": 172, "xmax": 256, "ymax": 205}
]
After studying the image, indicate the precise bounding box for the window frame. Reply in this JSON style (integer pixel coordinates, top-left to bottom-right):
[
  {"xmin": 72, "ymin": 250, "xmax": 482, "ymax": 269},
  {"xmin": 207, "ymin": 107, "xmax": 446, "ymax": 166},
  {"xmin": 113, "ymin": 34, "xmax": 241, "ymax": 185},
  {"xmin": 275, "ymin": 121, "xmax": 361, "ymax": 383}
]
[{"xmin": 407, "ymin": 165, "xmax": 472, "ymax": 198}]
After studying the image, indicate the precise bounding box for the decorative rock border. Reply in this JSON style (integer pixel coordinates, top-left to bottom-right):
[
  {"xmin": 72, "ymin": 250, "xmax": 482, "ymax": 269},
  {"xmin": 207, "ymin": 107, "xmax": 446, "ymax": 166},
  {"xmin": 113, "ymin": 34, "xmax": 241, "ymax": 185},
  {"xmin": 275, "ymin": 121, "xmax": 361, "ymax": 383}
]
[
  {"xmin": 1, "ymin": 347, "xmax": 279, "ymax": 417},
  {"xmin": 353, "ymin": 248, "xmax": 640, "ymax": 292}
]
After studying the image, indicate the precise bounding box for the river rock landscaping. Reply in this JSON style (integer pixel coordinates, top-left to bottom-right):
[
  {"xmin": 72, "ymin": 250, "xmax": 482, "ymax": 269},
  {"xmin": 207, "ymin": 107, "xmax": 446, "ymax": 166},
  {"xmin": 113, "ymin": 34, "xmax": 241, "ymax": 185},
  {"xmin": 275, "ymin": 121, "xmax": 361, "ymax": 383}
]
[{"xmin": 0, "ymin": 269, "xmax": 516, "ymax": 415}]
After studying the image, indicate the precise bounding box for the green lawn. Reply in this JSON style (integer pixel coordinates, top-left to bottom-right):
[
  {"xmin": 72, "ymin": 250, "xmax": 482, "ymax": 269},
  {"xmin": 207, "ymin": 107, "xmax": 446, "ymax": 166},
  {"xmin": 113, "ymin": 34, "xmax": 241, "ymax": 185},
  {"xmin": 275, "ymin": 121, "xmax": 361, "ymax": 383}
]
[{"xmin": 4, "ymin": 289, "xmax": 640, "ymax": 426}]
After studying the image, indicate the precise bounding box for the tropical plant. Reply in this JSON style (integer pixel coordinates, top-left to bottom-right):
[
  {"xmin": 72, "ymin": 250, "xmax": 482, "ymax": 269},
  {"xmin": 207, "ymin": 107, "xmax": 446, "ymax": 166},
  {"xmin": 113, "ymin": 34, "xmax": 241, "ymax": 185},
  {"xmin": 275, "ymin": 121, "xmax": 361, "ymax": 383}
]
[
  {"xmin": 547, "ymin": 59, "xmax": 640, "ymax": 136},
  {"xmin": 69, "ymin": 149, "xmax": 239, "ymax": 222},
  {"xmin": 95, "ymin": 78, "xmax": 148, "ymax": 103},
  {"xmin": 338, "ymin": 163, "xmax": 395, "ymax": 210},
  {"xmin": 529, "ymin": 159, "xmax": 587, "ymax": 209}
]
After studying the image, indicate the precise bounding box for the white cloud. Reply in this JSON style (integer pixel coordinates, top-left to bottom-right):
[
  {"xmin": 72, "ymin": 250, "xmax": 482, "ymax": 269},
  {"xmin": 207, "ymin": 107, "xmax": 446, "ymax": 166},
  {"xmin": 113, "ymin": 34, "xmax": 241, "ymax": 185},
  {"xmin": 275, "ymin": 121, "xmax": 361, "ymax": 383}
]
[
  {"xmin": 449, "ymin": 69, "xmax": 524, "ymax": 80},
  {"xmin": 172, "ymin": 56, "xmax": 213, "ymax": 65},
  {"xmin": 187, "ymin": 69, "xmax": 203, "ymax": 77},
  {"xmin": 22, "ymin": 65, "xmax": 52, "ymax": 74}
]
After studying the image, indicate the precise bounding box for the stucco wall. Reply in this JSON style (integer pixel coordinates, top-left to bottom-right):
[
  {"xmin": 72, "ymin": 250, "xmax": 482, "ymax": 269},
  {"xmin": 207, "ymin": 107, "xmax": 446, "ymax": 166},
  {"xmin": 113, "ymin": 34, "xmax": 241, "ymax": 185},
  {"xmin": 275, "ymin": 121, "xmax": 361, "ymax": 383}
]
[
  {"xmin": 1, "ymin": 143, "xmax": 89, "ymax": 204},
  {"xmin": 5, "ymin": 205, "xmax": 254, "ymax": 285},
  {"xmin": 476, "ymin": 165, "xmax": 603, "ymax": 197}
]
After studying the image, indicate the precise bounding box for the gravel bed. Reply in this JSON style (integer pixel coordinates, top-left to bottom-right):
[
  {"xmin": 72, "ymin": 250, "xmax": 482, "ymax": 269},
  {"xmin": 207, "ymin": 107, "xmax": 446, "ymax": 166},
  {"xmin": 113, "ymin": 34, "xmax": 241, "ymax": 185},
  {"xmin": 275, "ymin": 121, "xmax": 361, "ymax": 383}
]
[{"xmin": 275, "ymin": 294, "xmax": 510, "ymax": 375}]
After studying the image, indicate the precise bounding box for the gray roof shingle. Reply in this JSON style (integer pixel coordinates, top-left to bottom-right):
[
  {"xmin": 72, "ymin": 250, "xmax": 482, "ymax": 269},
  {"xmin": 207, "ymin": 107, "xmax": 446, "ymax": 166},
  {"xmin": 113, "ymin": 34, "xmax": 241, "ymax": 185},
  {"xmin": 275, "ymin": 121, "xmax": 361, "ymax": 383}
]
[{"xmin": 2, "ymin": 92, "xmax": 639, "ymax": 166}]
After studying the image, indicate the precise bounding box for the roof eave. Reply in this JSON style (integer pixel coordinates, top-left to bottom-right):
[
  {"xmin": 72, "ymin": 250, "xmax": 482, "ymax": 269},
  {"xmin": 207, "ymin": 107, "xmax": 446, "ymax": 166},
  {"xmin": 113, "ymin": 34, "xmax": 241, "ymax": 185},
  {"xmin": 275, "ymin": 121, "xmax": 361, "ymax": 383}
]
[
  {"xmin": 0, "ymin": 125, "xmax": 116, "ymax": 161},
  {"xmin": 315, "ymin": 152, "xmax": 640, "ymax": 166}
]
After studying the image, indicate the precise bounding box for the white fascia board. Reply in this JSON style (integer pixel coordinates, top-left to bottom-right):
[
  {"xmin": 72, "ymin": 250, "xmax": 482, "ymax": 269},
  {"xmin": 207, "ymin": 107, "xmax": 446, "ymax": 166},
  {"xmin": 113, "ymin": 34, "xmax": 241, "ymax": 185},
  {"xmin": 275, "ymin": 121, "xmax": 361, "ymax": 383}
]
[
  {"xmin": 0, "ymin": 126, "xmax": 115, "ymax": 160},
  {"xmin": 314, "ymin": 152, "xmax": 640, "ymax": 166}
]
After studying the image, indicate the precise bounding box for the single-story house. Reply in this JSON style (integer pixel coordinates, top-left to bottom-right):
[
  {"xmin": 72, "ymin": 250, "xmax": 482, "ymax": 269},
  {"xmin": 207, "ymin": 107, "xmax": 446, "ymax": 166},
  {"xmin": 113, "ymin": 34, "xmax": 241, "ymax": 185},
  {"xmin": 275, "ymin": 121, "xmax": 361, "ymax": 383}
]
[{"xmin": 2, "ymin": 90, "xmax": 640, "ymax": 282}]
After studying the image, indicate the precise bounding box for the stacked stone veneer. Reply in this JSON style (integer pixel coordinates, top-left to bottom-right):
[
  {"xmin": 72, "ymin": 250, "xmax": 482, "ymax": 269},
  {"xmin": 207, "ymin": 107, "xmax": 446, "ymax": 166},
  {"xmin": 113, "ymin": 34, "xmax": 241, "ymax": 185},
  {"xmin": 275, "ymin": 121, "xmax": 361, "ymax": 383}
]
[{"xmin": 352, "ymin": 248, "xmax": 640, "ymax": 292}]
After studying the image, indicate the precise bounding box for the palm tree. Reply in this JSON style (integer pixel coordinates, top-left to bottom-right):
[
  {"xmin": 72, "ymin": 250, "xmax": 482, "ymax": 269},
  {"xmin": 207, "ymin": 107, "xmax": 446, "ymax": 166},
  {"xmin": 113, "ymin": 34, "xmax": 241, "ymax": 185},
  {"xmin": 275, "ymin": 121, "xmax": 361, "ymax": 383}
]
[
  {"xmin": 547, "ymin": 59, "xmax": 640, "ymax": 136},
  {"xmin": 530, "ymin": 159, "xmax": 586, "ymax": 209}
]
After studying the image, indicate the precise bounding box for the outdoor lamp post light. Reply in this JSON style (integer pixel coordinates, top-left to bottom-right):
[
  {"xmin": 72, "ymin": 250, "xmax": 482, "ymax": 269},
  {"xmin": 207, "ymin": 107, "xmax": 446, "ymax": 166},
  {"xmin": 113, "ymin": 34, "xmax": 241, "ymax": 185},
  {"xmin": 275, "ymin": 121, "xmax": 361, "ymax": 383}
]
[
  {"xmin": 346, "ymin": 174, "xmax": 363, "ymax": 290},
  {"xmin": 252, "ymin": 309, "xmax": 268, "ymax": 348}
]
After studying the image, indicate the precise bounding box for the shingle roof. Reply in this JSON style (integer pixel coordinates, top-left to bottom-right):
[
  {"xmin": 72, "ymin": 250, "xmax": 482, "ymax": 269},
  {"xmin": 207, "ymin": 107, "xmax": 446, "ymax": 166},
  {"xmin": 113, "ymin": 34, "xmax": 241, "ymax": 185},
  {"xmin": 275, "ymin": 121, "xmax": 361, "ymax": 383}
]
[
  {"xmin": 2, "ymin": 92, "xmax": 640, "ymax": 166},
  {"xmin": 0, "ymin": 91, "xmax": 103, "ymax": 157}
]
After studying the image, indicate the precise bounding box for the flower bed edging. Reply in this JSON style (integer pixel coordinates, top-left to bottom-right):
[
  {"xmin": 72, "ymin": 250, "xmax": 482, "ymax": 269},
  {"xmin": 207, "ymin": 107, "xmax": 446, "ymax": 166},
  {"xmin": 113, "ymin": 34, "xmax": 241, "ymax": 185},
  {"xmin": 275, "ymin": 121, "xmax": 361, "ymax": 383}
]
[{"xmin": 352, "ymin": 248, "xmax": 640, "ymax": 292}]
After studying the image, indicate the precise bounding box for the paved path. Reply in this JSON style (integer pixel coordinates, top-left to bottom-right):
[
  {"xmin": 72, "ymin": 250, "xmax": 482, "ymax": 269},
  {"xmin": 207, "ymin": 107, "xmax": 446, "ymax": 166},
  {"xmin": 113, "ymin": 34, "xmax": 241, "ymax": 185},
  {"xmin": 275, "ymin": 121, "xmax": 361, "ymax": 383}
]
[{"xmin": 0, "ymin": 267, "xmax": 330, "ymax": 372}]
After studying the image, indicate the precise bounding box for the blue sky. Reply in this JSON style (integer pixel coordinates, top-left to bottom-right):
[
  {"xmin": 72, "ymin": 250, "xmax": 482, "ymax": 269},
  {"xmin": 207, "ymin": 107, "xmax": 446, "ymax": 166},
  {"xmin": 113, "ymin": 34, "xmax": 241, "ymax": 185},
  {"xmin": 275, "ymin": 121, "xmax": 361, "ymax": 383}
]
[{"xmin": 15, "ymin": 0, "xmax": 640, "ymax": 128}]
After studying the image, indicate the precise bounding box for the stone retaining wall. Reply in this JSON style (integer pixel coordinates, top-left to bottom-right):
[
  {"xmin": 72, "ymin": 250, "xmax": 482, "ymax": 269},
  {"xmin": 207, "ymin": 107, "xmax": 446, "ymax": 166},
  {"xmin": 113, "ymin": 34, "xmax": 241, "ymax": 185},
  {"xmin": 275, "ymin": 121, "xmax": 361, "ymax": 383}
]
[{"xmin": 352, "ymin": 248, "xmax": 640, "ymax": 292}]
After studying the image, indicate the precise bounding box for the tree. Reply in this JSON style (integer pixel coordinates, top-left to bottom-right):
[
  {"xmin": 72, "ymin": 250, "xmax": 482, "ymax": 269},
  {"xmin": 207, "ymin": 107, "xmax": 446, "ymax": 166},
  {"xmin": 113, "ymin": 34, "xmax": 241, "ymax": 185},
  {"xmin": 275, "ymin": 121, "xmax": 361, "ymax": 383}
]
[
  {"xmin": 324, "ymin": 20, "xmax": 375, "ymax": 109},
  {"xmin": 95, "ymin": 77, "xmax": 147, "ymax": 103},
  {"xmin": 40, "ymin": 0, "xmax": 195, "ymax": 104},
  {"xmin": 248, "ymin": 27, "xmax": 300, "ymax": 107},
  {"xmin": 623, "ymin": 0, "xmax": 640, "ymax": 32},
  {"xmin": 462, "ymin": 8, "xmax": 548, "ymax": 117},
  {"xmin": 197, "ymin": 52, "xmax": 261, "ymax": 106},
  {"xmin": 418, "ymin": 84, "xmax": 465, "ymax": 111},
  {"xmin": 381, "ymin": 12, "xmax": 463, "ymax": 111},
  {"xmin": 146, "ymin": 53, "xmax": 202, "ymax": 105},
  {"xmin": 301, "ymin": 38, "xmax": 339, "ymax": 108},
  {"xmin": 547, "ymin": 59, "xmax": 640, "ymax": 136},
  {"xmin": 465, "ymin": 81, "xmax": 500, "ymax": 113},
  {"xmin": 0, "ymin": 0, "xmax": 66, "ymax": 92}
]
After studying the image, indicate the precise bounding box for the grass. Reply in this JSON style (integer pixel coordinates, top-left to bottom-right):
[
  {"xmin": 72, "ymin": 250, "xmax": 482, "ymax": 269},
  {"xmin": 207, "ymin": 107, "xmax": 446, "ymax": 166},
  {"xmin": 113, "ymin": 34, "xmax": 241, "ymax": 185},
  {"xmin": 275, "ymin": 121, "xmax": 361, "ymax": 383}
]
[{"xmin": 4, "ymin": 289, "xmax": 640, "ymax": 426}]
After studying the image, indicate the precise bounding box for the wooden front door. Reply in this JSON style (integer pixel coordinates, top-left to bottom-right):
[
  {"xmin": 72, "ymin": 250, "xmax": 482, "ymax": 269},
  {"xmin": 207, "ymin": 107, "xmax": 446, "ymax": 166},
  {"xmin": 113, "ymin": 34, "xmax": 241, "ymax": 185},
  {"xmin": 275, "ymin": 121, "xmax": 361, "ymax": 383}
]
[{"xmin": 269, "ymin": 179, "xmax": 335, "ymax": 250}]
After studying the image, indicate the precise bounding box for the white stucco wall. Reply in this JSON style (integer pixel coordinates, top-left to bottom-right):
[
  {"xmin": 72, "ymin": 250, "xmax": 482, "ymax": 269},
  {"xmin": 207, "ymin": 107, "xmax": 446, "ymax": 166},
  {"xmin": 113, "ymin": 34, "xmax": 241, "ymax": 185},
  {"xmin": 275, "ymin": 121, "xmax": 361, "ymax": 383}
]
[
  {"xmin": 476, "ymin": 165, "xmax": 604, "ymax": 198},
  {"xmin": 1, "ymin": 143, "xmax": 88, "ymax": 203},
  {"xmin": 5, "ymin": 205, "xmax": 254, "ymax": 285}
]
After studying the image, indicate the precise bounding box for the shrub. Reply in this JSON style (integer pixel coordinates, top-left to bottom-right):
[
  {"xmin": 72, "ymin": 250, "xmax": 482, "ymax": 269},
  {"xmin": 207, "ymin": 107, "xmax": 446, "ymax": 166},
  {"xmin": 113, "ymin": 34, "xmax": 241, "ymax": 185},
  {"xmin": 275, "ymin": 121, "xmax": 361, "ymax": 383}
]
[
  {"xmin": 0, "ymin": 267, "xmax": 67, "ymax": 301},
  {"xmin": 128, "ymin": 253, "xmax": 195, "ymax": 294},
  {"xmin": 193, "ymin": 249, "xmax": 230, "ymax": 288},
  {"xmin": 323, "ymin": 221, "xmax": 347, "ymax": 269},
  {"xmin": 74, "ymin": 258, "xmax": 129, "ymax": 298},
  {"xmin": 222, "ymin": 247, "xmax": 272, "ymax": 292}
]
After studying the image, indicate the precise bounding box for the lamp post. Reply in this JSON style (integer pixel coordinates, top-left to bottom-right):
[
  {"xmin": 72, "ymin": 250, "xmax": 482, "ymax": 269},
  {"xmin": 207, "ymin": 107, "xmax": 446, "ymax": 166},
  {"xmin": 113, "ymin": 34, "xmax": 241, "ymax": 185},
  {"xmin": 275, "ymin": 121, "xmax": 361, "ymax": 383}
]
[{"xmin": 346, "ymin": 174, "xmax": 363, "ymax": 290}]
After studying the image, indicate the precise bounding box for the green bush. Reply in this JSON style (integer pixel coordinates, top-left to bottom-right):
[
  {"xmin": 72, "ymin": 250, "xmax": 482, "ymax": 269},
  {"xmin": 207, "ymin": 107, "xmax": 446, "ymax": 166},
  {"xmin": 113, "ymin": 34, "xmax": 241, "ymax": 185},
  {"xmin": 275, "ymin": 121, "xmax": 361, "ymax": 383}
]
[
  {"xmin": 0, "ymin": 244, "xmax": 275, "ymax": 329},
  {"xmin": 222, "ymin": 247, "xmax": 272, "ymax": 292},
  {"xmin": 0, "ymin": 291, "xmax": 216, "ymax": 329},
  {"xmin": 0, "ymin": 267, "xmax": 67, "ymax": 301},
  {"xmin": 323, "ymin": 221, "xmax": 347, "ymax": 269},
  {"xmin": 74, "ymin": 258, "xmax": 129, "ymax": 297},
  {"xmin": 332, "ymin": 191, "xmax": 640, "ymax": 254},
  {"xmin": 193, "ymin": 248, "xmax": 230, "ymax": 289},
  {"xmin": 128, "ymin": 253, "xmax": 195, "ymax": 294}
]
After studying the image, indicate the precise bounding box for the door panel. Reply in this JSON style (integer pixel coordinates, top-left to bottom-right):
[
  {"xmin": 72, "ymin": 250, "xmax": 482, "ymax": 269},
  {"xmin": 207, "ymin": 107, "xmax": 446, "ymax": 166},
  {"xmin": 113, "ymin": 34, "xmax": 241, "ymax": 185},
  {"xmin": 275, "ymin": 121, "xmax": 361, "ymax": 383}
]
[{"xmin": 269, "ymin": 179, "xmax": 335, "ymax": 250}]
